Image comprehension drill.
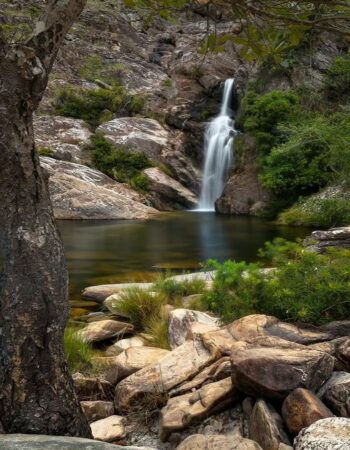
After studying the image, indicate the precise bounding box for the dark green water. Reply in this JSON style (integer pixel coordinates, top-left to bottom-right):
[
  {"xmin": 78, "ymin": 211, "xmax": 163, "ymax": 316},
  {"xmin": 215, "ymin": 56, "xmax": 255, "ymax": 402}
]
[{"xmin": 58, "ymin": 212, "xmax": 310, "ymax": 299}]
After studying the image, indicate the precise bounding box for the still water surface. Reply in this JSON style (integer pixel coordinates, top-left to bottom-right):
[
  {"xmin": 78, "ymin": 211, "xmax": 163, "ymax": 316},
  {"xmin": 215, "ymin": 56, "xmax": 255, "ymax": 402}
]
[{"xmin": 58, "ymin": 212, "xmax": 310, "ymax": 299}]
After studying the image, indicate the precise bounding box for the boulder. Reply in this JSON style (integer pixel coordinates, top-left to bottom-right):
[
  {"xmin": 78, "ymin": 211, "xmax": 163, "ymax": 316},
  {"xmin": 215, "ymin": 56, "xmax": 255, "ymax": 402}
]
[
  {"xmin": 105, "ymin": 347, "xmax": 170, "ymax": 384},
  {"xmin": 73, "ymin": 374, "xmax": 114, "ymax": 401},
  {"xmin": 310, "ymin": 337, "xmax": 350, "ymax": 371},
  {"xmin": 143, "ymin": 167, "xmax": 197, "ymax": 210},
  {"xmin": 34, "ymin": 115, "xmax": 92, "ymax": 164},
  {"xmin": 282, "ymin": 388, "xmax": 333, "ymax": 435},
  {"xmin": 294, "ymin": 417, "xmax": 350, "ymax": 449},
  {"xmin": 78, "ymin": 320, "xmax": 134, "ymax": 343},
  {"xmin": 318, "ymin": 372, "xmax": 350, "ymax": 417},
  {"xmin": 84, "ymin": 282, "xmax": 153, "ymax": 303},
  {"xmin": 80, "ymin": 401, "xmax": 115, "ymax": 422},
  {"xmin": 176, "ymin": 434, "xmax": 263, "ymax": 450},
  {"xmin": 303, "ymin": 226, "xmax": 350, "ymax": 253},
  {"xmin": 115, "ymin": 338, "xmax": 218, "ymax": 410},
  {"xmin": 106, "ymin": 336, "xmax": 145, "ymax": 356},
  {"xmin": 160, "ymin": 377, "xmax": 238, "ymax": 440},
  {"xmin": 90, "ymin": 415, "xmax": 126, "ymax": 442},
  {"xmin": 40, "ymin": 157, "xmax": 157, "ymax": 220},
  {"xmin": 168, "ymin": 308, "xmax": 219, "ymax": 349},
  {"xmin": 249, "ymin": 399, "xmax": 290, "ymax": 450},
  {"xmin": 97, "ymin": 118, "xmax": 169, "ymax": 160},
  {"xmin": 0, "ymin": 434, "xmax": 157, "ymax": 450},
  {"xmin": 230, "ymin": 337, "xmax": 334, "ymax": 401}
]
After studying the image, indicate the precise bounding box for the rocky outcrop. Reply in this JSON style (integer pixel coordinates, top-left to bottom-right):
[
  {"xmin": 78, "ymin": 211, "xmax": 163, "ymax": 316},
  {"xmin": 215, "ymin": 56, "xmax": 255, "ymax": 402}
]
[
  {"xmin": 80, "ymin": 401, "xmax": 115, "ymax": 423},
  {"xmin": 281, "ymin": 389, "xmax": 333, "ymax": 435},
  {"xmin": 78, "ymin": 320, "xmax": 134, "ymax": 343},
  {"xmin": 176, "ymin": 434, "xmax": 263, "ymax": 450},
  {"xmin": 304, "ymin": 227, "xmax": 350, "ymax": 253},
  {"xmin": 294, "ymin": 417, "xmax": 350, "ymax": 450},
  {"xmin": 317, "ymin": 372, "xmax": 350, "ymax": 417},
  {"xmin": 41, "ymin": 157, "xmax": 157, "ymax": 220},
  {"xmin": 90, "ymin": 415, "xmax": 126, "ymax": 442}
]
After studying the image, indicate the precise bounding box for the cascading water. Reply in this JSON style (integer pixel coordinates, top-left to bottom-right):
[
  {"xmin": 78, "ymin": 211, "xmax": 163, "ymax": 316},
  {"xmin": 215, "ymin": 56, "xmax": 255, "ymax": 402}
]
[{"xmin": 198, "ymin": 78, "xmax": 237, "ymax": 211}]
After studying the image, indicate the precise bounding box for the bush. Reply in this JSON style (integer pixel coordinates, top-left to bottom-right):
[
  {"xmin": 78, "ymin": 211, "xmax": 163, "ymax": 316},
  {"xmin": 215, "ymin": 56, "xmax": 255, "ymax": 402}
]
[
  {"xmin": 201, "ymin": 239, "xmax": 350, "ymax": 326},
  {"xmin": 37, "ymin": 146, "xmax": 54, "ymax": 157},
  {"xmin": 130, "ymin": 174, "xmax": 150, "ymax": 193},
  {"xmin": 326, "ymin": 53, "xmax": 350, "ymax": 100},
  {"xmin": 64, "ymin": 328, "xmax": 92, "ymax": 373},
  {"xmin": 129, "ymin": 95, "xmax": 145, "ymax": 115},
  {"xmin": 54, "ymin": 85, "xmax": 126, "ymax": 127}
]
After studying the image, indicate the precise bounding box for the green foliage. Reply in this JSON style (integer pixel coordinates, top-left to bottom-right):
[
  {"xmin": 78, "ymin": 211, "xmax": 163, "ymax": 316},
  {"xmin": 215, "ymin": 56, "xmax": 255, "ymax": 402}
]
[
  {"xmin": 144, "ymin": 311, "xmax": 170, "ymax": 349},
  {"xmin": 326, "ymin": 53, "xmax": 350, "ymax": 100},
  {"xmin": 37, "ymin": 146, "xmax": 54, "ymax": 157},
  {"xmin": 279, "ymin": 197, "xmax": 350, "ymax": 228},
  {"xmin": 64, "ymin": 328, "xmax": 92, "ymax": 373},
  {"xmin": 163, "ymin": 78, "xmax": 172, "ymax": 88},
  {"xmin": 129, "ymin": 95, "xmax": 146, "ymax": 115},
  {"xmin": 130, "ymin": 174, "xmax": 150, "ymax": 192},
  {"xmin": 87, "ymin": 133, "xmax": 152, "ymax": 186},
  {"xmin": 54, "ymin": 85, "xmax": 126, "ymax": 127},
  {"xmin": 201, "ymin": 239, "xmax": 350, "ymax": 326},
  {"xmin": 153, "ymin": 275, "xmax": 206, "ymax": 301},
  {"xmin": 79, "ymin": 55, "xmax": 128, "ymax": 85}
]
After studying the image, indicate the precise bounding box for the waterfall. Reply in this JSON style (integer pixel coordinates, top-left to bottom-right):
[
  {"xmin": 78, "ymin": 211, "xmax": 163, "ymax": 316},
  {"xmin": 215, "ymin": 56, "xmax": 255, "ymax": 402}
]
[{"xmin": 198, "ymin": 78, "xmax": 237, "ymax": 211}]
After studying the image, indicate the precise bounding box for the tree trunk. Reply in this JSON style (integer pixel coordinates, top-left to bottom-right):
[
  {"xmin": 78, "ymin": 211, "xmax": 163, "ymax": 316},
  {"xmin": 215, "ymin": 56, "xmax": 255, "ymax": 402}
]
[{"xmin": 0, "ymin": 47, "xmax": 91, "ymax": 436}]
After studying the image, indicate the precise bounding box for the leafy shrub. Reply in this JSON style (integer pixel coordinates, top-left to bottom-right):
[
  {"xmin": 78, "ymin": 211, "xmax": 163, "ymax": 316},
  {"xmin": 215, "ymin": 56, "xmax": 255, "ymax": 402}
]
[
  {"xmin": 129, "ymin": 95, "xmax": 146, "ymax": 115},
  {"xmin": 326, "ymin": 53, "xmax": 350, "ymax": 100},
  {"xmin": 37, "ymin": 146, "xmax": 54, "ymax": 157},
  {"xmin": 201, "ymin": 239, "xmax": 350, "ymax": 326},
  {"xmin": 79, "ymin": 55, "xmax": 127, "ymax": 85},
  {"xmin": 54, "ymin": 85, "xmax": 126, "ymax": 127},
  {"xmin": 64, "ymin": 328, "xmax": 92, "ymax": 373},
  {"xmin": 130, "ymin": 174, "xmax": 150, "ymax": 192}
]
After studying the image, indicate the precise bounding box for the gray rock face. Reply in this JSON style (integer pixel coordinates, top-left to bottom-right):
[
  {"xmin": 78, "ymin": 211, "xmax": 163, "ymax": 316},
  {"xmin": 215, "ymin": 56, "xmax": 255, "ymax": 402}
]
[
  {"xmin": 303, "ymin": 227, "xmax": 350, "ymax": 253},
  {"xmin": 294, "ymin": 417, "xmax": 350, "ymax": 450},
  {"xmin": 0, "ymin": 434, "xmax": 156, "ymax": 450},
  {"xmin": 41, "ymin": 157, "xmax": 157, "ymax": 220},
  {"xmin": 318, "ymin": 372, "xmax": 350, "ymax": 417}
]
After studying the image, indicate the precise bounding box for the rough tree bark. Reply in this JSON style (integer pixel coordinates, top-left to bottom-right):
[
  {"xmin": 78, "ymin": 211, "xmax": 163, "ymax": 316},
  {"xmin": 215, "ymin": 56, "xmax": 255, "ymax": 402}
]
[{"xmin": 0, "ymin": 0, "xmax": 91, "ymax": 436}]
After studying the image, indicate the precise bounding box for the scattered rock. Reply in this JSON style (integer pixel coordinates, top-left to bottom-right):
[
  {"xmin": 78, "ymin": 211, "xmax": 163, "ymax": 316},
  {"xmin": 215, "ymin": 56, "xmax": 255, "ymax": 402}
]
[
  {"xmin": 282, "ymin": 388, "xmax": 333, "ymax": 435},
  {"xmin": 303, "ymin": 226, "xmax": 350, "ymax": 253},
  {"xmin": 73, "ymin": 374, "xmax": 114, "ymax": 401},
  {"xmin": 249, "ymin": 399, "xmax": 290, "ymax": 450},
  {"xmin": 176, "ymin": 434, "xmax": 263, "ymax": 450},
  {"xmin": 160, "ymin": 377, "xmax": 238, "ymax": 440},
  {"xmin": 106, "ymin": 336, "xmax": 146, "ymax": 356},
  {"xmin": 90, "ymin": 415, "xmax": 126, "ymax": 442},
  {"xmin": 81, "ymin": 401, "xmax": 115, "ymax": 422},
  {"xmin": 231, "ymin": 337, "xmax": 334, "ymax": 401},
  {"xmin": 168, "ymin": 308, "xmax": 219, "ymax": 349},
  {"xmin": 294, "ymin": 417, "xmax": 350, "ymax": 450},
  {"xmin": 318, "ymin": 371, "xmax": 350, "ymax": 417},
  {"xmin": 84, "ymin": 282, "xmax": 153, "ymax": 303},
  {"xmin": 115, "ymin": 339, "xmax": 218, "ymax": 410},
  {"xmin": 105, "ymin": 346, "xmax": 170, "ymax": 385},
  {"xmin": 78, "ymin": 320, "xmax": 134, "ymax": 343}
]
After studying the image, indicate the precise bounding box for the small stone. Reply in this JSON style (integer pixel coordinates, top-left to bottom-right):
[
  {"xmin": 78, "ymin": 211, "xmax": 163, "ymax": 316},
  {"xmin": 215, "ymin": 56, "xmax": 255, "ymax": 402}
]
[
  {"xmin": 90, "ymin": 415, "xmax": 126, "ymax": 442},
  {"xmin": 80, "ymin": 401, "xmax": 115, "ymax": 422},
  {"xmin": 105, "ymin": 336, "xmax": 145, "ymax": 356},
  {"xmin": 176, "ymin": 434, "xmax": 263, "ymax": 450}
]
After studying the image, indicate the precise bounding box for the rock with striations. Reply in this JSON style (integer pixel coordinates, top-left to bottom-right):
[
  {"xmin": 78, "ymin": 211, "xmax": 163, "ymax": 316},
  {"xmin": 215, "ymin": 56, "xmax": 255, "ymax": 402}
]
[
  {"xmin": 160, "ymin": 377, "xmax": 238, "ymax": 440},
  {"xmin": 317, "ymin": 371, "xmax": 350, "ymax": 417},
  {"xmin": 281, "ymin": 388, "xmax": 333, "ymax": 435},
  {"xmin": 310, "ymin": 337, "xmax": 350, "ymax": 371},
  {"xmin": 115, "ymin": 338, "xmax": 218, "ymax": 411},
  {"xmin": 90, "ymin": 415, "xmax": 126, "ymax": 442},
  {"xmin": 78, "ymin": 320, "xmax": 134, "ymax": 343},
  {"xmin": 73, "ymin": 374, "xmax": 114, "ymax": 402},
  {"xmin": 105, "ymin": 346, "xmax": 170, "ymax": 385},
  {"xmin": 230, "ymin": 336, "xmax": 334, "ymax": 401},
  {"xmin": 80, "ymin": 401, "xmax": 115, "ymax": 423},
  {"xmin": 249, "ymin": 399, "xmax": 290, "ymax": 450},
  {"xmin": 294, "ymin": 417, "xmax": 350, "ymax": 450},
  {"xmin": 106, "ymin": 336, "xmax": 145, "ymax": 356},
  {"xmin": 303, "ymin": 226, "xmax": 350, "ymax": 253},
  {"xmin": 40, "ymin": 157, "xmax": 157, "ymax": 220},
  {"xmin": 168, "ymin": 308, "xmax": 219, "ymax": 349},
  {"xmin": 176, "ymin": 434, "xmax": 263, "ymax": 450}
]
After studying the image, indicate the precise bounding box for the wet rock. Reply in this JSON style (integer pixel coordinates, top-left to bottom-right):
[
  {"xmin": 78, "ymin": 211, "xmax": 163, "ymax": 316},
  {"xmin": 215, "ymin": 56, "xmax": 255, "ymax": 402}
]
[
  {"xmin": 294, "ymin": 417, "xmax": 350, "ymax": 450},
  {"xmin": 231, "ymin": 337, "xmax": 334, "ymax": 401},
  {"xmin": 303, "ymin": 226, "xmax": 350, "ymax": 253},
  {"xmin": 115, "ymin": 339, "xmax": 218, "ymax": 411},
  {"xmin": 106, "ymin": 336, "xmax": 145, "ymax": 356},
  {"xmin": 176, "ymin": 434, "xmax": 263, "ymax": 450},
  {"xmin": 34, "ymin": 115, "xmax": 92, "ymax": 164},
  {"xmin": 168, "ymin": 308, "xmax": 219, "ymax": 349},
  {"xmin": 90, "ymin": 415, "xmax": 126, "ymax": 442},
  {"xmin": 105, "ymin": 346, "xmax": 170, "ymax": 384},
  {"xmin": 249, "ymin": 399, "xmax": 290, "ymax": 450},
  {"xmin": 318, "ymin": 372, "xmax": 350, "ymax": 417},
  {"xmin": 81, "ymin": 401, "xmax": 115, "ymax": 423},
  {"xmin": 84, "ymin": 282, "xmax": 153, "ymax": 303},
  {"xmin": 160, "ymin": 377, "xmax": 238, "ymax": 440},
  {"xmin": 282, "ymin": 388, "xmax": 333, "ymax": 435},
  {"xmin": 0, "ymin": 434, "xmax": 157, "ymax": 449},
  {"xmin": 143, "ymin": 167, "xmax": 197, "ymax": 210},
  {"xmin": 73, "ymin": 374, "xmax": 114, "ymax": 401},
  {"xmin": 78, "ymin": 320, "xmax": 134, "ymax": 343},
  {"xmin": 40, "ymin": 157, "xmax": 157, "ymax": 220}
]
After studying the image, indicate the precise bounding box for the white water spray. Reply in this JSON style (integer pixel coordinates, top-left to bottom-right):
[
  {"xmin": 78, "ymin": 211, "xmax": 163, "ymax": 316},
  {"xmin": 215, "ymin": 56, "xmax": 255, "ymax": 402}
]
[{"xmin": 198, "ymin": 79, "xmax": 237, "ymax": 211}]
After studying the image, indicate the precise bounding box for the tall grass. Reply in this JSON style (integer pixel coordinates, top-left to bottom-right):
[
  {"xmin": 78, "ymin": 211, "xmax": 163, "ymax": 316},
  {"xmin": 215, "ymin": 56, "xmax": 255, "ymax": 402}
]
[
  {"xmin": 64, "ymin": 327, "xmax": 92, "ymax": 373},
  {"xmin": 153, "ymin": 275, "xmax": 206, "ymax": 301}
]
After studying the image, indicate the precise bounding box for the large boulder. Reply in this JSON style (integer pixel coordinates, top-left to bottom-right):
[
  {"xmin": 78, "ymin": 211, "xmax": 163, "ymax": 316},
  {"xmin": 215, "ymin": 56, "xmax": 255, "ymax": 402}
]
[
  {"xmin": 0, "ymin": 435, "xmax": 157, "ymax": 450},
  {"xmin": 143, "ymin": 167, "xmax": 197, "ymax": 210},
  {"xmin": 90, "ymin": 415, "xmax": 126, "ymax": 442},
  {"xmin": 84, "ymin": 282, "xmax": 153, "ymax": 303},
  {"xmin": 281, "ymin": 388, "xmax": 333, "ymax": 435},
  {"xmin": 78, "ymin": 320, "xmax": 134, "ymax": 343},
  {"xmin": 249, "ymin": 399, "xmax": 290, "ymax": 450},
  {"xmin": 168, "ymin": 309, "xmax": 219, "ymax": 349},
  {"xmin": 294, "ymin": 417, "xmax": 350, "ymax": 450},
  {"xmin": 176, "ymin": 434, "xmax": 263, "ymax": 450},
  {"xmin": 40, "ymin": 157, "xmax": 157, "ymax": 220},
  {"xmin": 105, "ymin": 347, "xmax": 170, "ymax": 384},
  {"xmin": 160, "ymin": 377, "xmax": 237, "ymax": 440},
  {"xmin": 80, "ymin": 401, "xmax": 115, "ymax": 422},
  {"xmin": 230, "ymin": 337, "xmax": 334, "ymax": 401},
  {"xmin": 115, "ymin": 339, "xmax": 218, "ymax": 410},
  {"xmin": 34, "ymin": 115, "xmax": 92, "ymax": 164},
  {"xmin": 310, "ymin": 337, "xmax": 350, "ymax": 371},
  {"xmin": 318, "ymin": 372, "xmax": 350, "ymax": 417}
]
